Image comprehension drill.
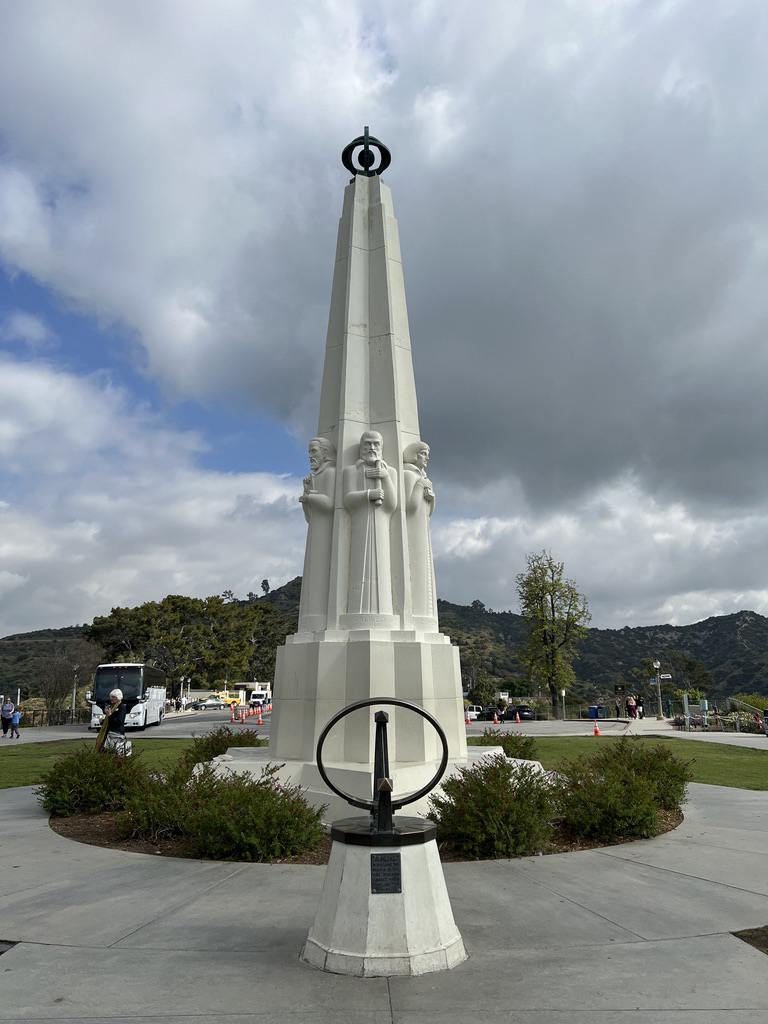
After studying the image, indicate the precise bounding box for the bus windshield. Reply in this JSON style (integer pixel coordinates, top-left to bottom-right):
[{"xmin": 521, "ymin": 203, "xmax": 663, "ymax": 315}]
[{"xmin": 92, "ymin": 666, "xmax": 143, "ymax": 701}]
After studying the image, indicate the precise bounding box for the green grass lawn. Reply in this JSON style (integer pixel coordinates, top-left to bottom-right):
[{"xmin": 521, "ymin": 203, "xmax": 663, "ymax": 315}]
[
  {"xmin": 3, "ymin": 734, "xmax": 766, "ymax": 792},
  {"xmin": 469, "ymin": 735, "xmax": 768, "ymax": 790},
  {"xmin": 0, "ymin": 738, "xmax": 196, "ymax": 790}
]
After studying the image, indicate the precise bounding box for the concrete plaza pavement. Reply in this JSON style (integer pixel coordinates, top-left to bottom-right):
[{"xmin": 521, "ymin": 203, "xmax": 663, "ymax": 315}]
[{"xmin": 2, "ymin": 738, "xmax": 768, "ymax": 1023}]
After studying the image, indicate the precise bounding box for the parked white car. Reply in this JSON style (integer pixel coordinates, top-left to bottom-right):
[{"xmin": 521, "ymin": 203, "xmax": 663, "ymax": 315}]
[{"xmin": 465, "ymin": 705, "xmax": 483, "ymax": 720}]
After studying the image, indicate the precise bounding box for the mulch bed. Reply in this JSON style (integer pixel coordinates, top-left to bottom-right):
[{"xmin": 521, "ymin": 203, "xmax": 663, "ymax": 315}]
[
  {"xmin": 733, "ymin": 926, "xmax": 768, "ymax": 955},
  {"xmin": 48, "ymin": 808, "xmax": 683, "ymax": 864}
]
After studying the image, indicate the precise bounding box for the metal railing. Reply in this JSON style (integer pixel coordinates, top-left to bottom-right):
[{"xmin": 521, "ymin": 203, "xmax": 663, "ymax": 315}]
[
  {"xmin": 18, "ymin": 708, "xmax": 91, "ymax": 728},
  {"xmin": 671, "ymin": 697, "xmax": 767, "ymax": 734}
]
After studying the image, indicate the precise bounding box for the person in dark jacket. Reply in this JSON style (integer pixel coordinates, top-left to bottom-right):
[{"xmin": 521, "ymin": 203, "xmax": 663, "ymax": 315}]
[
  {"xmin": 99, "ymin": 689, "xmax": 130, "ymax": 754},
  {"xmin": 1, "ymin": 698, "xmax": 14, "ymax": 737}
]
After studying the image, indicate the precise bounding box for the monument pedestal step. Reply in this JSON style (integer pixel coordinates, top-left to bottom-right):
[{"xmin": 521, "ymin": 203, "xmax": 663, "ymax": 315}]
[{"xmin": 211, "ymin": 744, "xmax": 526, "ymax": 821}]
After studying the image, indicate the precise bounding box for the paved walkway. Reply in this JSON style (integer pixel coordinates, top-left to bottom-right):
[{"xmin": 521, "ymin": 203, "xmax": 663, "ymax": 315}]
[{"xmin": 2, "ymin": 775, "xmax": 768, "ymax": 1023}]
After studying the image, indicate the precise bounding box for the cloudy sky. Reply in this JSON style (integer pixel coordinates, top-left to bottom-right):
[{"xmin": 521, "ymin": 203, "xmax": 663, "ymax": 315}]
[{"xmin": 1, "ymin": 0, "xmax": 768, "ymax": 637}]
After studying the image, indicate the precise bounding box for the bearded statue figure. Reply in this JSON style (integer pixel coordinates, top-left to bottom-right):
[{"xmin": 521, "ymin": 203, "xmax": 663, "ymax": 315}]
[
  {"xmin": 298, "ymin": 437, "xmax": 336, "ymax": 629},
  {"xmin": 403, "ymin": 440, "xmax": 437, "ymax": 621},
  {"xmin": 342, "ymin": 430, "xmax": 397, "ymax": 615}
]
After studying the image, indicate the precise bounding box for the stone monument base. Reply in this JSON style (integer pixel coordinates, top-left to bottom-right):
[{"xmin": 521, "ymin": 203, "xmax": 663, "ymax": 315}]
[
  {"xmin": 301, "ymin": 816, "xmax": 467, "ymax": 977},
  {"xmin": 210, "ymin": 749, "xmax": 548, "ymax": 819},
  {"xmin": 212, "ymin": 745, "xmax": 520, "ymax": 822}
]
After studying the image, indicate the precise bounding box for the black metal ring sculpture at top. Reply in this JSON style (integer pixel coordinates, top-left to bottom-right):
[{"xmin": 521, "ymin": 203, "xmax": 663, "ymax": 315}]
[
  {"xmin": 315, "ymin": 697, "xmax": 449, "ymax": 814},
  {"xmin": 341, "ymin": 126, "xmax": 391, "ymax": 177}
]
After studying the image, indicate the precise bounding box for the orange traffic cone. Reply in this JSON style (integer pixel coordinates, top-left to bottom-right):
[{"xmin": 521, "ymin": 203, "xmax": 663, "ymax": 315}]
[
  {"xmin": 515, "ymin": 711, "xmax": 520, "ymax": 723},
  {"xmin": 493, "ymin": 710, "xmax": 499, "ymax": 724},
  {"xmin": 257, "ymin": 710, "xmax": 263, "ymax": 725},
  {"xmin": 230, "ymin": 709, "xmax": 236, "ymax": 723},
  {"xmin": 465, "ymin": 709, "xmax": 471, "ymax": 725},
  {"xmin": 593, "ymin": 719, "xmax": 601, "ymax": 736}
]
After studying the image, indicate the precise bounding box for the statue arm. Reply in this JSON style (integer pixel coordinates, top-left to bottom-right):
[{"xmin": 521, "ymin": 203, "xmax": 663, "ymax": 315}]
[
  {"xmin": 403, "ymin": 469, "xmax": 421, "ymax": 515},
  {"xmin": 381, "ymin": 466, "xmax": 397, "ymax": 512},
  {"xmin": 300, "ymin": 467, "xmax": 336, "ymax": 521},
  {"xmin": 301, "ymin": 492, "xmax": 334, "ymax": 513},
  {"xmin": 423, "ymin": 475, "xmax": 436, "ymax": 518},
  {"xmin": 404, "ymin": 469, "xmax": 435, "ymax": 517},
  {"xmin": 343, "ymin": 465, "xmax": 370, "ymax": 510}
]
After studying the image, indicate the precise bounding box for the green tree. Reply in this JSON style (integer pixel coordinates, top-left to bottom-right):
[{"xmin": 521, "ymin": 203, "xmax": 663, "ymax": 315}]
[
  {"xmin": 664, "ymin": 650, "xmax": 712, "ymax": 693},
  {"xmin": 516, "ymin": 551, "xmax": 591, "ymax": 713},
  {"xmin": 83, "ymin": 595, "xmax": 294, "ymax": 694},
  {"xmin": 34, "ymin": 639, "xmax": 103, "ymax": 709},
  {"xmin": 468, "ymin": 677, "xmax": 497, "ymax": 708}
]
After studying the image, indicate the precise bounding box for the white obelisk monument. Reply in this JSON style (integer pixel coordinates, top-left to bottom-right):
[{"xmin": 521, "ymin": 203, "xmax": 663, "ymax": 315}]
[{"xmin": 226, "ymin": 132, "xmax": 473, "ymax": 817}]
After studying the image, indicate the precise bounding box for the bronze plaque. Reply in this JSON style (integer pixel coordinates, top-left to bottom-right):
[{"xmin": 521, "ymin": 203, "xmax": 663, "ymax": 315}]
[{"xmin": 370, "ymin": 852, "xmax": 402, "ymax": 894}]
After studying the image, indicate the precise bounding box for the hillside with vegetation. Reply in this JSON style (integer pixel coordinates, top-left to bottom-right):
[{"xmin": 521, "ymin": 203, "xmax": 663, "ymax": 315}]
[{"xmin": 2, "ymin": 580, "xmax": 767, "ymax": 703}]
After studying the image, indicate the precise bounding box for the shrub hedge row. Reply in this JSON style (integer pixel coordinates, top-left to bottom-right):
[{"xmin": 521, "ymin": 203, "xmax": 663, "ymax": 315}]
[
  {"xmin": 428, "ymin": 737, "xmax": 692, "ymax": 858},
  {"xmin": 37, "ymin": 730, "xmax": 692, "ymax": 863},
  {"xmin": 36, "ymin": 726, "xmax": 325, "ymax": 862}
]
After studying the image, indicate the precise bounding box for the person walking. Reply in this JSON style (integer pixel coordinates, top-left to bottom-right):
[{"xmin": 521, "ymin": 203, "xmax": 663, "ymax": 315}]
[
  {"xmin": 1, "ymin": 698, "xmax": 13, "ymax": 737},
  {"xmin": 10, "ymin": 707, "xmax": 21, "ymax": 738},
  {"xmin": 626, "ymin": 693, "xmax": 637, "ymax": 719}
]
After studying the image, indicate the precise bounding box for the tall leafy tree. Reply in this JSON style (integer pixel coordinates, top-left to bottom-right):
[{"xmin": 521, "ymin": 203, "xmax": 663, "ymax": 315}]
[
  {"xmin": 516, "ymin": 551, "xmax": 591, "ymax": 712},
  {"xmin": 664, "ymin": 649, "xmax": 713, "ymax": 693},
  {"xmin": 83, "ymin": 595, "xmax": 294, "ymax": 693},
  {"xmin": 34, "ymin": 640, "xmax": 104, "ymax": 709}
]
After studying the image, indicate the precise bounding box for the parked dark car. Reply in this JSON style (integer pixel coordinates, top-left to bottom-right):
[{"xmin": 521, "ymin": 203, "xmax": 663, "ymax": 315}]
[
  {"xmin": 505, "ymin": 705, "xmax": 535, "ymax": 721},
  {"xmin": 477, "ymin": 706, "xmax": 505, "ymax": 721}
]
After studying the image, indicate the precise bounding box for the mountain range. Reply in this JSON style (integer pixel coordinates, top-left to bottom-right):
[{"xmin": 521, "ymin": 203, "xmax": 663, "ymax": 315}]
[{"xmin": 2, "ymin": 580, "xmax": 767, "ymax": 699}]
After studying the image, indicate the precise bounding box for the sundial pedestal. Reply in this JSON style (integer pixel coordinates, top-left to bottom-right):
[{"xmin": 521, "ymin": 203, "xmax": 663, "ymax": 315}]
[
  {"xmin": 302, "ymin": 816, "xmax": 466, "ymax": 977},
  {"xmin": 301, "ymin": 699, "xmax": 467, "ymax": 977}
]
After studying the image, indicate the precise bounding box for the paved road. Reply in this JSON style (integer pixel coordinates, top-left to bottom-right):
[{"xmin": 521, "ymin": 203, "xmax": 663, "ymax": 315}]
[
  {"xmin": 11, "ymin": 709, "xmax": 768, "ymax": 751},
  {"xmin": 4, "ymin": 707, "xmax": 266, "ymax": 744}
]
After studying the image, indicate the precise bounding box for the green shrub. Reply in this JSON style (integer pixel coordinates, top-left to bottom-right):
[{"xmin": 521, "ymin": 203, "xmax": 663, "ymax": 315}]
[
  {"xmin": 119, "ymin": 763, "xmax": 326, "ymax": 862},
  {"xmin": 481, "ymin": 727, "xmax": 539, "ymax": 762},
  {"xmin": 556, "ymin": 737, "xmax": 691, "ymax": 840},
  {"xmin": 585, "ymin": 737, "xmax": 692, "ymax": 812},
  {"xmin": 557, "ymin": 760, "xmax": 660, "ymax": 840},
  {"xmin": 185, "ymin": 764, "xmax": 326, "ymax": 861},
  {"xmin": 35, "ymin": 745, "xmax": 148, "ymax": 816},
  {"xmin": 428, "ymin": 754, "xmax": 556, "ymax": 859},
  {"xmin": 117, "ymin": 761, "xmax": 207, "ymax": 842},
  {"xmin": 176, "ymin": 725, "xmax": 265, "ymax": 776}
]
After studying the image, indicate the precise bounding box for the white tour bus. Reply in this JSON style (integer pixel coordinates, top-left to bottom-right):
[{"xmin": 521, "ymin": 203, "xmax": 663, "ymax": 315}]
[{"xmin": 88, "ymin": 663, "xmax": 167, "ymax": 730}]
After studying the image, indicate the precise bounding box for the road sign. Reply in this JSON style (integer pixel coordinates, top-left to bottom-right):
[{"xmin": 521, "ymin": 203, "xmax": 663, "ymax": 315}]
[
  {"xmin": 614, "ymin": 684, "xmax": 625, "ymax": 695},
  {"xmin": 660, "ymin": 674, "xmax": 672, "ymax": 679}
]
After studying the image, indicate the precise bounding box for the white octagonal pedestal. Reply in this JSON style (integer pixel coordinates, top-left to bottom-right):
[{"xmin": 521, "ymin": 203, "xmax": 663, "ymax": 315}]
[{"xmin": 301, "ymin": 816, "xmax": 467, "ymax": 977}]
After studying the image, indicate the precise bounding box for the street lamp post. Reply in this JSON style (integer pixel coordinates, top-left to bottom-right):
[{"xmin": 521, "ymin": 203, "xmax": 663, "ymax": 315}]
[{"xmin": 653, "ymin": 660, "xmax": 663, "ymax": 720}]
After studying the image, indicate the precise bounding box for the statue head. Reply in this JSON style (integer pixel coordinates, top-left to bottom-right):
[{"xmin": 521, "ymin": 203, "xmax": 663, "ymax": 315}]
[
  {"xmin": 404, "ymin": 440, "xmax": 430, "ymax": 471},
  {"xmin": 308, "ymin": 437, "xmax": 336, "ymax": 472},
  {"xmin": 360, "ymin": 430, "xmax": 383, "ymax": 465}
]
